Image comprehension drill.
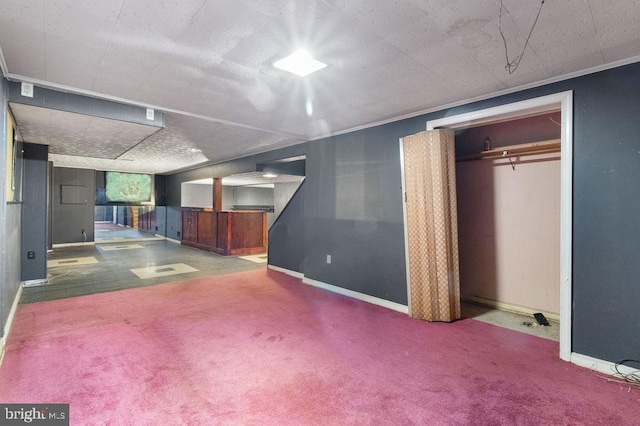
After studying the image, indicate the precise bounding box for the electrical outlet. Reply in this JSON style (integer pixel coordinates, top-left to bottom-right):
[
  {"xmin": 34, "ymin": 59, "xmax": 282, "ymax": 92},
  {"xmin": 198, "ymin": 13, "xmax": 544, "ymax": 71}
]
[
  {"xmin": 326, "ymin": 254, "xmax": 332, "ymax": 264},
  {"xmin": 27, "ymin": 251, "xmax": 35, "ymax": 259}
]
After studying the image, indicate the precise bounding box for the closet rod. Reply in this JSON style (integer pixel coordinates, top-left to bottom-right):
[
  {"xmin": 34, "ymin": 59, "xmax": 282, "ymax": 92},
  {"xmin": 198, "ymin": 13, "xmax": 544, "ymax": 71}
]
[{"xmin": 456, "ymin": 139, "xmax": 560, "ymax": 162}]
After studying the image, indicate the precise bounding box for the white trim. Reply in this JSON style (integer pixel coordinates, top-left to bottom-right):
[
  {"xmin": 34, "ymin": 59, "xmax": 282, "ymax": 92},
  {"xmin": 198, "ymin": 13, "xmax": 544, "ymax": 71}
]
[
  {"xmin": 267, "ymin": 264, "xmax": 305, "ymax": 279},
  {"xmin": 302, "ymin": 277, "xmax": 409, "ymax": 314},
  {"xmin": 425, "ymin": 91, "xmax": 573, "ymax": 361},
  {"xmin": 166, "ymin": 237, "xmax": 182, "ymax": 244},
  {"xmin": 267, "ymin": 265, "xmax": 409, "ymax": 313},
  {"xmin": 426, "ymin": 92, "xmax": 571, "ymax": 130},
  {"xmin": 571, "ymin": 353, "xmax": 640, "ymax": 379},
  {"xmin": 22, "ymin": 279, "xmax": 47, "ymax": 288},
  {"xmin": 462, "ymin": 296, "xmax": 560, "ymax": 323},
  {"xmin": 0, "ymin": 285, "xmax": 23, "ymax": 368},
  {"xmin": 52, "ymin": 242, "xmax": 96, "ymax": 248},
  {"xmin": 0, "ymin": 44, "xmax": 8, "ymax": 78},
  {"xmin": 398, "ymin": 137, "xmax": 413, "ymax": 316},
  {"xmin": 558, "ymin": 93, "xmax": 573, "ymax": 361}
]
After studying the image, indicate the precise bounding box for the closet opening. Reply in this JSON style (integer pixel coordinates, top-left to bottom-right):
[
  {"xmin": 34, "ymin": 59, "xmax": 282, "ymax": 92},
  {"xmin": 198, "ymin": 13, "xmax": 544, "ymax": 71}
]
[
  {"xmin": 425, "ymin": 91, "xmax": 573, "ymax": 361},
  {"xmin": 455, "ymin": 112, "xmax": 561, "ymax": 335}
]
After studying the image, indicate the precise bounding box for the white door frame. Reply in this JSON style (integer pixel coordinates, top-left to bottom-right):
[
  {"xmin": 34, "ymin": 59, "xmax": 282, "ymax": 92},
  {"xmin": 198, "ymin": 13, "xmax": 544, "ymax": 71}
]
[{"xmin": 419, "ymin": 91, "xmax": 573, "ymax": 361}]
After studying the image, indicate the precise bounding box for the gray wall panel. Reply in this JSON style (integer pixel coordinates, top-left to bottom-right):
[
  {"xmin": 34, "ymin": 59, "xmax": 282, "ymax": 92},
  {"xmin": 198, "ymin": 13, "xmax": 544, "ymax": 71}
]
[
  {"xmin": 0, "ymin": 75, "xmax": 22, "ymax": 337},
  {"xmin": 268, "ymin": 182, "xmax": 305, "ymax": 273},
  {"xmin": 8, "ymin": 82, "xmax": 165, "ymax": 127},
  {"xmin": 166, "ymin": 206, "xmax": 182, "ymax": 240},
  {"xmin": 154, "ymin": 206, "xmax": 167, "ymax": 236},
  {"xmin": 21, "ymin": 143, "xmax": 49, "ymax": 281},
  {"xmin": 52, "ymin": 167, "xmax": 95, "ymax": 244},
  {"xmin": 302, "ymin": 120, "xmax": 419, "ymax": 304},
  {"xmin": 567, "ymin": 66, "xmax": 640, "ymax": 361}
]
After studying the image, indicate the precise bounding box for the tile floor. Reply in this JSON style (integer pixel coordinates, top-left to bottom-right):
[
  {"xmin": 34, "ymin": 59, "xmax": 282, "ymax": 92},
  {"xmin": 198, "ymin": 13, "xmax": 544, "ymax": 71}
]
[{"xmin": 24, "ymin": 239, "xmax": 263, "ymax": 304}]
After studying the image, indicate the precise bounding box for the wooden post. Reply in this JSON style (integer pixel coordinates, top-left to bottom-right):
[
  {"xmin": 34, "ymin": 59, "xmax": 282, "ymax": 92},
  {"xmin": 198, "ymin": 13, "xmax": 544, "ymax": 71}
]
[{"xmin": 212, "ymin": 178, "xmax": 223, "ymax": 212}]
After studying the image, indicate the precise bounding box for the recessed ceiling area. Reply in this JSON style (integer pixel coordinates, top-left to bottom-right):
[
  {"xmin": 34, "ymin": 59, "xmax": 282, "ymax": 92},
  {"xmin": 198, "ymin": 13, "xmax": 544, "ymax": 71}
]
[
  {"xmin": 2, "ymin": 1, "xmax": 640, "ymax": 174},
  {"xmin": 188, "ymin": 172, "xmax": 305, "ymax": 188}
]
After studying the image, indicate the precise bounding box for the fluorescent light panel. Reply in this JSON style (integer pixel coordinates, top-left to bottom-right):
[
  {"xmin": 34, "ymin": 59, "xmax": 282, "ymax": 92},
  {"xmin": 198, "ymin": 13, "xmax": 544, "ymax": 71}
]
[{"xmin": 274, "ymin": 49, "xmax": 327, "ymax": 77}]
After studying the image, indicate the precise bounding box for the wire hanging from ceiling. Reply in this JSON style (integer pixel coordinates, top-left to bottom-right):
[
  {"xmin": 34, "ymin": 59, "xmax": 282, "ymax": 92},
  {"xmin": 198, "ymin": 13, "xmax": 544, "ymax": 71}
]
[{"xmin": 499, "ymin": 0, "xmax": 545, "ymax": 74}]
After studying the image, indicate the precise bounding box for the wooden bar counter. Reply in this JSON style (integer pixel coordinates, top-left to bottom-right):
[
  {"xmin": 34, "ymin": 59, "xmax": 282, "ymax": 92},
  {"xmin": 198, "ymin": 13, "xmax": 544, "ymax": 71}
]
[{"xmin": 181, "ymin": 208, "xmax": 267, "ymax": 256}]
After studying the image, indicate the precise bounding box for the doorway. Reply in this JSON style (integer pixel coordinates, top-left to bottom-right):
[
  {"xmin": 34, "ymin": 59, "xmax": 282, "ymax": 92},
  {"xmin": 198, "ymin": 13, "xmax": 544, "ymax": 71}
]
[{"xmin": 424, "ymin": 91, "xmax": 573, "ymax": 360}]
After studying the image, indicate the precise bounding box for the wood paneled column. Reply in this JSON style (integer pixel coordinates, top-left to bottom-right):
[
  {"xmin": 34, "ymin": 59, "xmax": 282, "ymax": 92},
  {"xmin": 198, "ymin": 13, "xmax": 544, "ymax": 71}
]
[{"xmin": 212, "ymin": 178, "xmax": 223, "ymax": 212}]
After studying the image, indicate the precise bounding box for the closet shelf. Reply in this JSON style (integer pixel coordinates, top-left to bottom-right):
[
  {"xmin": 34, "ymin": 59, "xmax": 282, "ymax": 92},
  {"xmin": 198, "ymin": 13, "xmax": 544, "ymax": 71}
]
[{"xmin": 456, "ymin": 139, "xmax": 561, "ymax": 162}]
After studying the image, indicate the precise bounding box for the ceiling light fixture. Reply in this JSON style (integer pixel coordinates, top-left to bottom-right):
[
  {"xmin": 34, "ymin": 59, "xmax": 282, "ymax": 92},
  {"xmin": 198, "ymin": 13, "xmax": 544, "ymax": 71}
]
[
  {"xmin": 273, "ymin": 49, "xmax": 327, "ymax": 77},
  {"xmin": 263, "ymin": 173, "xmax": 278, "ymax": 178}
]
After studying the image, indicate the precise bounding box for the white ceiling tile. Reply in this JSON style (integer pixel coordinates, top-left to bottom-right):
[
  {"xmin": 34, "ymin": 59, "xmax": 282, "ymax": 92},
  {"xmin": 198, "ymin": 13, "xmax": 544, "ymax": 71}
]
[
  {"xmin": 10, "ymin": 103, "xmax": 160, "ymax": 160},
  {"xmin": 0, "ymin": 1, "xmax": 47, "ymax": 79},
  {"xmin": 589, "ymin": 0, "xmax": 640, "ymax": 63}
]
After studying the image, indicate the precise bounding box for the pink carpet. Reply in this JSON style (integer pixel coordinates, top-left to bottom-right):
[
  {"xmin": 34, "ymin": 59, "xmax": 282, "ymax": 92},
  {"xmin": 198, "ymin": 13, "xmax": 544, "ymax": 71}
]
[{"xmin": 1, "ymin": 269, "xmax": 637, "ymax": 425}]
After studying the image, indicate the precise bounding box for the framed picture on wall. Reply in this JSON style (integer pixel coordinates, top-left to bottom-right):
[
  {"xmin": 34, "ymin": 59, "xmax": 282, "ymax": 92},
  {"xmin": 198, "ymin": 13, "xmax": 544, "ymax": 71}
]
[{"xmin": 5, "ymin": 110, "xmax": 23, "ymax": 203}]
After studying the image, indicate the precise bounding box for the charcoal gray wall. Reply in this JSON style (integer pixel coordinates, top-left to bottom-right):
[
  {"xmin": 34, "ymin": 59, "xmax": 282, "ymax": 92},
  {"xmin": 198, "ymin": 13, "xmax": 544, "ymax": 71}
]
[
  {"xmin": 274, "ymin": 181, "xmax": 303, "ymax": 219},
  {"xmin": 268, "ymin": 182, "xmax": 305, "ymax": 273},
  {"xmin": 52, "ymin": 167, "xmax": 96, "ymax": 244},
  {"xmin": 302, "ymin": 120, "xmax": 425, "ymax": 304},
  {"xmin": 21, "ymin": 143, "xmax": 49, "ymax": 281},
  {"xmin": 1, "ymin": 76, "xmax": 22, "ymax": 337}
]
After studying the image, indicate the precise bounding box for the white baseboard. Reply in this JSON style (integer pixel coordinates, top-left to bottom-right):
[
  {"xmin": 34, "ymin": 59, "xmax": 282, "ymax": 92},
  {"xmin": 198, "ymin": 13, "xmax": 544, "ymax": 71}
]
[
  {"xmin": 302, "ymin": 277, "xmax": 409, "ymax": 314},
  {"xmin": 571, "ymin": 352, "xmax": 639, "ymax": 379},
  {"xmin": 267, "ymin": 264, "xmax": 304, "ymax": 279},
  {"xmin": 267, "ymin": 265, "xmax": 409, "ymax": 314},
  {"xmin": 462, "ymin": 295, "xmax": 560, "ymax": 322},
  {"xmin": 53, "ymin": 242, "xmax": 95, "ymax": 248},
  {"xmin": 22, "ymin": 279, "xmax": 47, "ymax": 287},
  {"xmin": 166, "ymin": 237, "xmax": 181, "ymax": 244},
  {"xmin": 0, "ymin": 284, "xmax": 23, "ymax": 367}
]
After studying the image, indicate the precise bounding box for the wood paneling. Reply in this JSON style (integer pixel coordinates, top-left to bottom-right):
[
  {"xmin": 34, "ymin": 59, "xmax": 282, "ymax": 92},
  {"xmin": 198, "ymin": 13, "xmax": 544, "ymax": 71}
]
[
  {"xmin": 196, "ymin": 211, "xmax": 214, "ymax": 249},
  {"xmin": 181, "ymin": 210, "xmax": 198, "ymax": 244},
  {"xmin": 181, "ymin": 208, "xmax": 266, "ymax": 255},
  {"xmin": 138, "ymin": 207, "xmax": 156, "ymax": 234}
]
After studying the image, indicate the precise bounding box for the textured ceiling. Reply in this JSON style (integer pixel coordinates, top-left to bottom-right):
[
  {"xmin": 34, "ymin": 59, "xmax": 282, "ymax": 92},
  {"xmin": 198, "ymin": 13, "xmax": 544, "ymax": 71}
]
[{"xmin": 1, "ymin": 0, "xmax": 639, "ymax": 174}]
